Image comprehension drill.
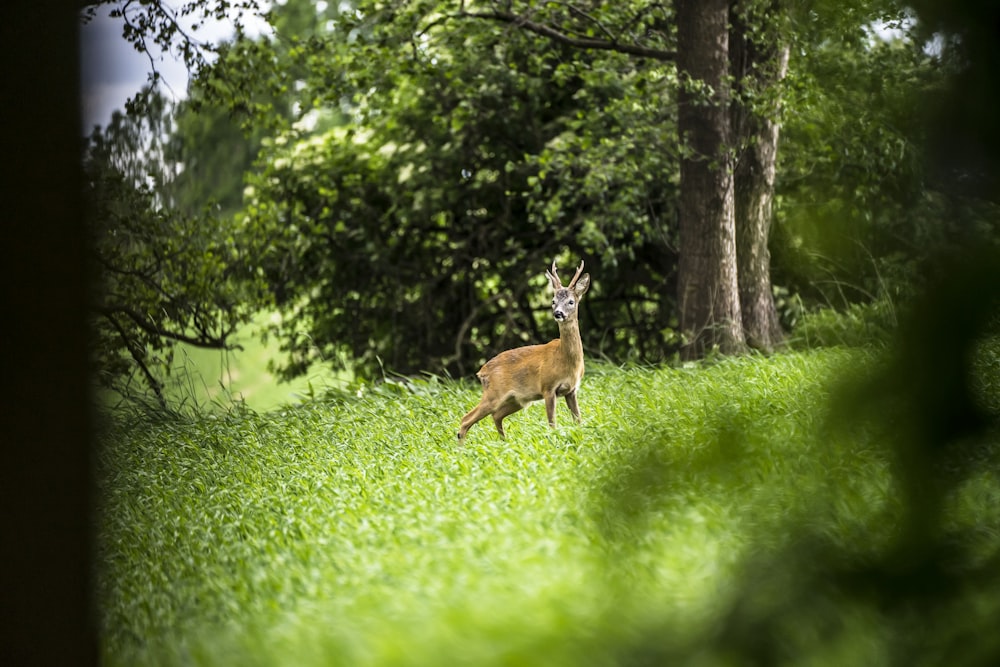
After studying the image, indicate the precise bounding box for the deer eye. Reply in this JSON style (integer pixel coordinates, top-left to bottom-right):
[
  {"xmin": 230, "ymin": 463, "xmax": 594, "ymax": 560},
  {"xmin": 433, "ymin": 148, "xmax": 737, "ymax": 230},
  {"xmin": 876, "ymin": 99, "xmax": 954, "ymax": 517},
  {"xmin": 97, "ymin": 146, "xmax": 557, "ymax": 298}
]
[{"xmin": 568, "ymin": 300, "xmax": 575, "ymax": 306}]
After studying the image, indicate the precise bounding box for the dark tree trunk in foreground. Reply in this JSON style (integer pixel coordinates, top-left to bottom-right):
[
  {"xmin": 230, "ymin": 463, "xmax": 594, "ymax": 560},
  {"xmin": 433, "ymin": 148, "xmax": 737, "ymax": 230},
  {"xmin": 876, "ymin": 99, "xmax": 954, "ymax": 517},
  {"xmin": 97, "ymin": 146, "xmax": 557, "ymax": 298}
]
[
  {"xmin": 3, "ymin": 2, "xmax": 96, "ymax": 664},
  {"xmin": 676, "ymin": 0, "xmax": 745, "ymax": 359},
  {"xmin": 730, "ymin": 10, "xmax": 790, "ymax": 353}
]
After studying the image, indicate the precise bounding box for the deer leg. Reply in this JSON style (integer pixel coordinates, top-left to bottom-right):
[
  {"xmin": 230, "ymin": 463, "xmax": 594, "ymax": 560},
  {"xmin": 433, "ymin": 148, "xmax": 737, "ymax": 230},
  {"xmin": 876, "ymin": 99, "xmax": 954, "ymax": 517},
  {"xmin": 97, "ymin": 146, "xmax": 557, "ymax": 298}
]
[
  {"xmin": 544, "ymin": 393, "xmax": 558, "ymax": 428},
  {"xmin": 565, "ymin": 390, "xmax": 581, "ymax": 423},
  {"xmin": 458, "ymin": 402, "xmax": 492, "ymax": 440},
  {"xmin": 492, "ymin": 400, "xmax": 522, "ymax": 439}
]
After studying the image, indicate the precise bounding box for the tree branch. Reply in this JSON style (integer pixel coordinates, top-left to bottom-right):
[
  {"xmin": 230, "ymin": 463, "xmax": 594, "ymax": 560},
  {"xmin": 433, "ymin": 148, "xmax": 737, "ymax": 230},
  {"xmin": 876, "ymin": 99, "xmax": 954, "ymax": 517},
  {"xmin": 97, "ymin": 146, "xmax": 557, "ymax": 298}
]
[
  {"xmin": 547, "ymin": 1, "xmax": 617, "ymax": 44},
  {"xmin": 450, "ymin": 9, "xmax": 676, "ymax": 62},
  {"xmin": 96, "ymin": 304, "xmax": 242, "ymax": 350},
  {"xmin": 103, "ymin": 310, "xmax": 168, "ymax": 409}
]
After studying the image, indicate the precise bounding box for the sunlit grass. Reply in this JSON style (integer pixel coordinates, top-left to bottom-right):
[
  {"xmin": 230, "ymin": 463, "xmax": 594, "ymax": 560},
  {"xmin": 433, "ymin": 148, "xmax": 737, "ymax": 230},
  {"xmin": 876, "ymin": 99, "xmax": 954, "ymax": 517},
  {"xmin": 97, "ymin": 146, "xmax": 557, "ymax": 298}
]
[{"xmin": 95, "ymin": 347, "xmax": 999, "ymax": 666}]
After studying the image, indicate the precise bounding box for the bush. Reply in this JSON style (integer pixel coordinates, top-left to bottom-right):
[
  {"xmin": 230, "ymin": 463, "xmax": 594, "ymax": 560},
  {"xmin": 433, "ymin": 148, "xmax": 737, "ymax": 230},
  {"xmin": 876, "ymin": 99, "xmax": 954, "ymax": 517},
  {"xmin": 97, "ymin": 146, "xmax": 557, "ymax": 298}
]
[{"xmin": 789, "ymin": 299, "xmax": 897, "ymax": 349}]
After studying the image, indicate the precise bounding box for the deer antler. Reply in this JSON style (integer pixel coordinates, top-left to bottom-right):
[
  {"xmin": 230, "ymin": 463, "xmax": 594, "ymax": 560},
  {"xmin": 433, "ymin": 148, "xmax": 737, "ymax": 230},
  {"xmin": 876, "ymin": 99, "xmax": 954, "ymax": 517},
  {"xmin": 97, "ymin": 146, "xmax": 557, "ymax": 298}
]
[
  {"xmin": 547, "ymin": 259, "xmax": 585, "ymax": 289},
  {"xmin": 546, "ymin": 260, "xmax": 562, "ymax": 289},
  {"xmin": 567, "ymin": 260, "xmax": 585, "ymax": 289}
]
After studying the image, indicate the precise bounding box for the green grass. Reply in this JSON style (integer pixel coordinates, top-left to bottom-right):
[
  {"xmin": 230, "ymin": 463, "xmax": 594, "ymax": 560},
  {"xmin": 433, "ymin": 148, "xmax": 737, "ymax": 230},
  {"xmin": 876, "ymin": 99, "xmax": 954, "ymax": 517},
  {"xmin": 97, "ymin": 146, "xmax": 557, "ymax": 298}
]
[{"xmin": 95, "ymin": 347, "xmax": 1000, "ymax": 666}]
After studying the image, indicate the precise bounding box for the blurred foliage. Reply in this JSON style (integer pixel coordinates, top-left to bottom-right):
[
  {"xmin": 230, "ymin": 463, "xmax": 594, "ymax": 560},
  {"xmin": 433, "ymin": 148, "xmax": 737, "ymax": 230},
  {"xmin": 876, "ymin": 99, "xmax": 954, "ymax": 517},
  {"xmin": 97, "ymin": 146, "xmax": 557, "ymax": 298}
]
[
  {"xmin": 591, "ymin": 0, "xmax": 1000, "ymax": 660},
  {"xmin": 909, "ymin": 0, "xmax": 1000, "ymax": 200},
  {"xmin": 582, "ymin": 248, "xmax": 1000, "ymax": 666},
  {"xmin": 774, "ymin": 2, "xmax": 1000, "ymax": 309}
]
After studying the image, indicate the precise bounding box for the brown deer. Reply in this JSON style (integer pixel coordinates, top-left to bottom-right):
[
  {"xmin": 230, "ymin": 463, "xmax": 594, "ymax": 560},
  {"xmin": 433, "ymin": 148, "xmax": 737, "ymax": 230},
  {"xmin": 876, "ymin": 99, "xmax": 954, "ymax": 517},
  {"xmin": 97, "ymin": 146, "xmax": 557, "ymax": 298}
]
[{"xmin": 457, "ymin": 260, "xmax": 591, "ymax": 441}]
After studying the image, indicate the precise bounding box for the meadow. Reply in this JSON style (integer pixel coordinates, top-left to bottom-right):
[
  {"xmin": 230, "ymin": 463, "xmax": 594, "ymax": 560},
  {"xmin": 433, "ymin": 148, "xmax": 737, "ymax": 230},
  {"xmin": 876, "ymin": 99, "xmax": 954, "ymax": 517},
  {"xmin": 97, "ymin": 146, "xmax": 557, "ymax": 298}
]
[
  {"xmin": 155, "ymin": 312, "xmax": 353, "ymax": 413},
  {"xmin": 96, "ymin": 338, "xmax": 1000, "ymax": 666}
]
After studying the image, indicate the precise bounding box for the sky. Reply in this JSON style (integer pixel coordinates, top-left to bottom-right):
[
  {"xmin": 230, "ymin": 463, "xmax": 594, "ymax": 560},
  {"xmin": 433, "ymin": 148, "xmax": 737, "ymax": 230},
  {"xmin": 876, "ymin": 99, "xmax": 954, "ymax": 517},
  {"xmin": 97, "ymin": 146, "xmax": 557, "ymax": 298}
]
[
  {"xmin": 78, "ymin": 2, "xmax": 269, "ymax": 135},
  {"xmin": 79, "ymin": 10, "xmax": 189, "ymax": 134}
]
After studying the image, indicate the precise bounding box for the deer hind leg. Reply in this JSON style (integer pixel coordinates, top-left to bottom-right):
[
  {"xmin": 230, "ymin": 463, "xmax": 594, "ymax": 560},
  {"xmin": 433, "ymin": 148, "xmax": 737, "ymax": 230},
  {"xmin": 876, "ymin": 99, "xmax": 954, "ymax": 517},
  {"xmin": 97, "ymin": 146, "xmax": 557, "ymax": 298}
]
[
  {"xmin": 492, "ymin": 400, "xmax": 523, "ymax": 439},
  {"xmin": 565, "ymin": 390, "xmax": 581, "ymax": 423},
  {"xmin": 458, "ymin": 401, "xmax": 493, "ymax": 441}
]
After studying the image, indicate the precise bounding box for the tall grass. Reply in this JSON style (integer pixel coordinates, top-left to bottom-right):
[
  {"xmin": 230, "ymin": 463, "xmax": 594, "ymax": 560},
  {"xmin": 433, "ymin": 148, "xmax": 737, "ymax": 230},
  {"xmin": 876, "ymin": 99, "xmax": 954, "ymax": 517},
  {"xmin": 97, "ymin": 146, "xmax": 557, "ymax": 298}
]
[{"xmin": 95, "ymin": 345, "xmax": 999, "ymax": 666}]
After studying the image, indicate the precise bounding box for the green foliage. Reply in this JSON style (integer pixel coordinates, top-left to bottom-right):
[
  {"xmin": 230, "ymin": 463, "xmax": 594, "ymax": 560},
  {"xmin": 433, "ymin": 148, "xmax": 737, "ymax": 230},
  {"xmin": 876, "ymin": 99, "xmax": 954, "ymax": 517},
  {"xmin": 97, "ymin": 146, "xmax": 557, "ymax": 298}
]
[
  {"xmin": 775, "ymin": 11, "xmax": 1000, "ymax": 306},
  {"xmin": 242, "ymin": 7, "xmax": 685, "ymax": 378},
  {"xmin": 85, "ymin": 90, "xmax": 271, "ymax": 403},
  {"xmin": 88, "ymin": 0, "xmax": 1000, "ymax": 382}
]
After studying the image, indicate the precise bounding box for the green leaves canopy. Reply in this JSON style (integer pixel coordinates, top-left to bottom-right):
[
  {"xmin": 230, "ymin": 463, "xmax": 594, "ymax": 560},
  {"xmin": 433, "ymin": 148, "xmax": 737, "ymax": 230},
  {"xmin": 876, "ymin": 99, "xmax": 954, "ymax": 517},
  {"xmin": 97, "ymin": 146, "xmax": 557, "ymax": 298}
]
[
  {"xmin": 86, "ymin": 0, "xmax": 997, "ymax": 382},
  {"xmin": 241, "ymin": 1, "xmax": 684, "ymax": 377}
]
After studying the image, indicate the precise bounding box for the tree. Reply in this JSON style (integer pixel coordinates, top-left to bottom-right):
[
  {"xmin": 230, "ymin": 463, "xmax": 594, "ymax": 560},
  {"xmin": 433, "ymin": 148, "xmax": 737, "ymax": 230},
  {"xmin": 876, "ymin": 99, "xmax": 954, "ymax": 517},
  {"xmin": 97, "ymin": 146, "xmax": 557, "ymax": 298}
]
[
  {"xmin": 410, "ymin": 1, "xmax": 797, "ymax": 357},
  {"xmin": 675, "ymin": 0, "xmax": 745, "ymax": 356},
  {"xmin": 90, "ymin": 0, "xmax": 778, "ymax": 366},
  {"xmin": 731, "ymin": 1, "xmax": 789, "ymax": 352},
  {"xmin": 451, "ymin": 0, "xmax": 788, "ymax": 356},
  {"xmin": 341, "ymin": 0, "xmax": 783, "ymax": 359},
  {"xmin": 84, "ymin": 91, "xmax": 269, "ymax": 405}
]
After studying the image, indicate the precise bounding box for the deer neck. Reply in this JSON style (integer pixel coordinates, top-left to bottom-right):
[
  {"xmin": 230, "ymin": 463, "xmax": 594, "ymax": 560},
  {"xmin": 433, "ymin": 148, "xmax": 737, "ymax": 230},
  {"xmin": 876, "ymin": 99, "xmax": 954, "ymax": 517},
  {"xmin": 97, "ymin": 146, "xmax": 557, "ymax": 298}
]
[{"xmin": 557, "ymin": 317, "xmax": 584, "ymax": 362}]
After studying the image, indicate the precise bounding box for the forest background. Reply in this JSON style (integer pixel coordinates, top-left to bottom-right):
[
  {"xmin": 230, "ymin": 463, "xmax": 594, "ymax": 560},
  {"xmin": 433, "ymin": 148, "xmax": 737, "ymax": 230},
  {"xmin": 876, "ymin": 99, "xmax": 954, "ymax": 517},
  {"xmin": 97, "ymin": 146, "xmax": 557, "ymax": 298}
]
[{"xmin": 82, "ymin": 0, "xmax": 1000, "ymax": 406}]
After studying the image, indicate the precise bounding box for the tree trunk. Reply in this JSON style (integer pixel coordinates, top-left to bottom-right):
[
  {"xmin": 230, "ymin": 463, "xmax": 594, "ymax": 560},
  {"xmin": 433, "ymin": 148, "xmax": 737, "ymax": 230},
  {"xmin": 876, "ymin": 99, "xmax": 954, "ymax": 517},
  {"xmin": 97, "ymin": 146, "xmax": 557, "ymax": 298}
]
[
  {"xmin": 676, "ymin": 0, "xmax": 745, "ymax": 359},
  {"xmin": 730, "ymin": 7, "xmax": 790, "ymax": 353}
]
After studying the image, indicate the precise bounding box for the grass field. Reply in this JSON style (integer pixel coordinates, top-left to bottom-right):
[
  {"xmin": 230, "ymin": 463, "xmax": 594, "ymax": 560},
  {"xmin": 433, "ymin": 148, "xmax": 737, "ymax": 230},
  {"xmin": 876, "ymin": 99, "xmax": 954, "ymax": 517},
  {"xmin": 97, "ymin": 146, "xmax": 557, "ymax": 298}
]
[{"xmin": 95, "ymin": 343, "xmax": 1000, "ymax": 666}]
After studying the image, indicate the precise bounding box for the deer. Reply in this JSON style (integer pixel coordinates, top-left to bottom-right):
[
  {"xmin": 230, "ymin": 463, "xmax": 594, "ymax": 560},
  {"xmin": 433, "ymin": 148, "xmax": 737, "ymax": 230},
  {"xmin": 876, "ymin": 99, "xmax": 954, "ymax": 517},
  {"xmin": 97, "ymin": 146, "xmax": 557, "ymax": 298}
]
[{"xmin": 457, "ymin": 259, "xmax": 591, "ymax": 441}]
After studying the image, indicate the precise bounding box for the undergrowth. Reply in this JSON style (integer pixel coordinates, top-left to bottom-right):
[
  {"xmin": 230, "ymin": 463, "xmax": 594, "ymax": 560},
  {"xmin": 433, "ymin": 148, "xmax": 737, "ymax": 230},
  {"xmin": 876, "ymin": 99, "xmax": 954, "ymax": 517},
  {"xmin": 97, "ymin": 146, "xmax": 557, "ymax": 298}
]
[
  {"xmin": 788, "ymin": 298, "xmax": 898, "ymax": 349},
  {"xmin": 95, "ymin": 346, "xmax": 1000, "ymax": 666}
]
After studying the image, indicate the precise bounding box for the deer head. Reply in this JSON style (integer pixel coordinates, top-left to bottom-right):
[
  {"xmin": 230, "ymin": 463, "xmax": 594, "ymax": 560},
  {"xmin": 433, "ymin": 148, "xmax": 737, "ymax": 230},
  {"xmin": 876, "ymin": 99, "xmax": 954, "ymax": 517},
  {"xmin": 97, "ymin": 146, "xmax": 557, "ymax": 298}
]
[{"xmin": 545, "ymin": 260, "xmax": 590, "ymax": 323}]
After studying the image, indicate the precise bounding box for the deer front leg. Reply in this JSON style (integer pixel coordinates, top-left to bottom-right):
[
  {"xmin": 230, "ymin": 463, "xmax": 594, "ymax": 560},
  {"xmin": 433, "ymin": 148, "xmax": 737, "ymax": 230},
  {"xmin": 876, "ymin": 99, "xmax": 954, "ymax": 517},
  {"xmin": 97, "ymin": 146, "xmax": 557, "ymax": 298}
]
[
  {"xmin": 544, "ymin": 393, "xmax": 558, "ymax": 428},
  {"xmin": 565, "ymin": 390, "xmax": 581, "ymax": 423}
]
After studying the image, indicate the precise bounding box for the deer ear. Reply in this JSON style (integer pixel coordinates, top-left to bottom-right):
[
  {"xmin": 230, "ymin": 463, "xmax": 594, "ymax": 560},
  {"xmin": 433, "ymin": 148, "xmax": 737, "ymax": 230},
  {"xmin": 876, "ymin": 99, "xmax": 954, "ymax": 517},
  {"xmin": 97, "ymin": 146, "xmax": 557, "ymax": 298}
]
[
  {"xmin": 573, "ymin": 273, "xmax": 590, "ymax": 296},
  {"xmin": 546, "ymin": 270, "xmax": 561, "ymax": 291}
]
